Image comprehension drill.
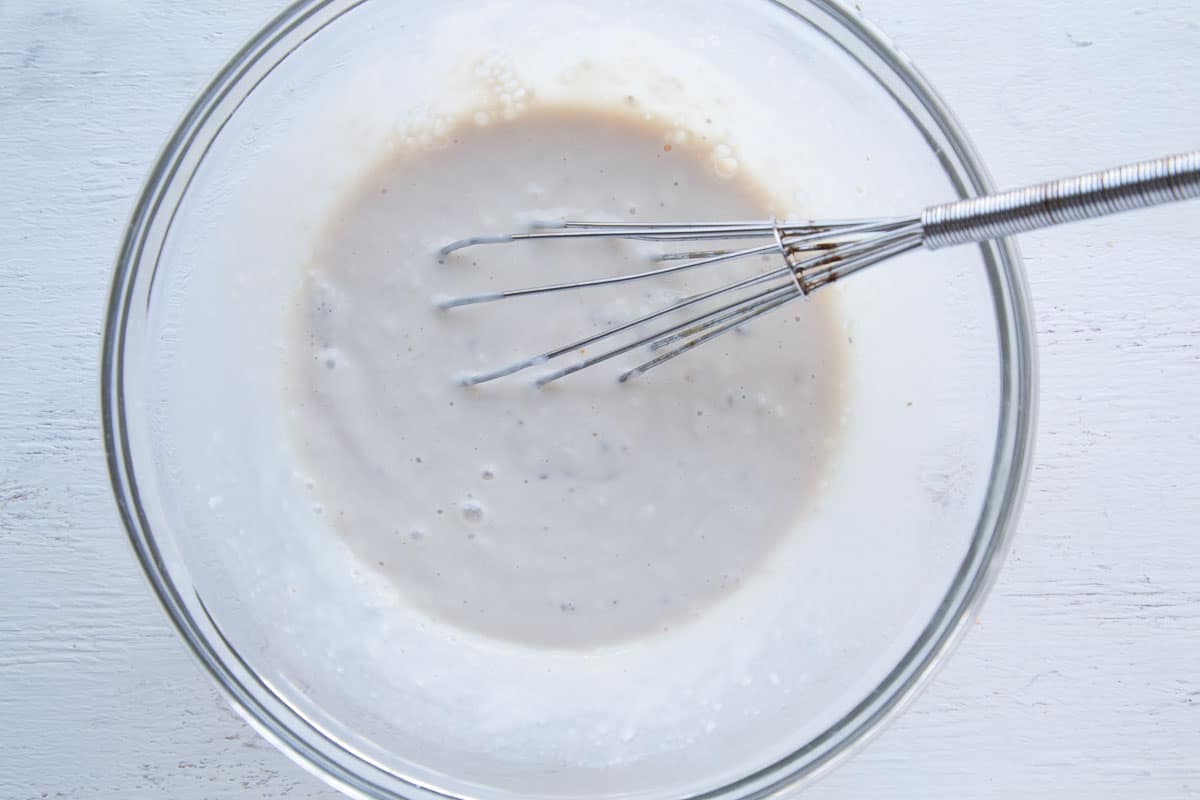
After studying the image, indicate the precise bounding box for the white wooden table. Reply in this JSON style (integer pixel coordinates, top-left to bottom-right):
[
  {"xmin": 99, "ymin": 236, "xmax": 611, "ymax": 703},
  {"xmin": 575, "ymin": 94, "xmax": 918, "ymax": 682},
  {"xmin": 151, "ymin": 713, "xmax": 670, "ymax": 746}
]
[{"xmin": 2, "ymin": 1, "xmax": 1197, "ymax": 797}]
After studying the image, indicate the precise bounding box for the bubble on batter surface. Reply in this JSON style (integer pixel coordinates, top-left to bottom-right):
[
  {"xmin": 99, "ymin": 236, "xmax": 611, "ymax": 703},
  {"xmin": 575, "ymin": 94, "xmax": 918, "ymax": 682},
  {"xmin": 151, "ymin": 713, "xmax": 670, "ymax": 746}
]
[
  {"xmin": 711, "ymin": 143, "xmax": 739, "ymax": 179},
  {"xmin": 317, "ymin": 345, "xmax": 340, "ymax": 370},
  {"xmin": 460, "ymin": 499, "xmax": 485, "ymax": 523}
]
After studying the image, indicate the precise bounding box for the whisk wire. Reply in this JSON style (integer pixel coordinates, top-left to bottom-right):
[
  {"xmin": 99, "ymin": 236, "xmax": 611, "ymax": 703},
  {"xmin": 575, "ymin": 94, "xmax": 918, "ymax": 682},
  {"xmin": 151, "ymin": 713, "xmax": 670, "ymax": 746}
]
[
  {"xmin": 446, "ymin": 217, "xmax": 924, "ymax": 385},
  {"xmin": 459, "ymin": 261, "xmax": 796, "ymax": 384},
  {"xmin": 438, "ymin": 241, "xmax": 780, "ymax": 309},
  {"xmin": 532, "ymin": 281, "xmax": 798, "ymax": 387},
  {"xmin": 617, "ymin": 226, "xmax": 925, "ymax": 381},
  {"xmin": 514, "ymin": 222, "xmax": 926, "ymax": 385},
  {"xmin": 618, "ymin": 290, "xmax": 802, "ymax": 383}
]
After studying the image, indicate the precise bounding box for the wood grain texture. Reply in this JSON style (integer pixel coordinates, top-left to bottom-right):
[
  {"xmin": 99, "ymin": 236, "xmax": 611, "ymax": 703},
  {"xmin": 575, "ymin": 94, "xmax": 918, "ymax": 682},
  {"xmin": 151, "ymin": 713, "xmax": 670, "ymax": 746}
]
[{"xmin": 0, "ymin": 1, "xmax": 1196, "ymax": 798}]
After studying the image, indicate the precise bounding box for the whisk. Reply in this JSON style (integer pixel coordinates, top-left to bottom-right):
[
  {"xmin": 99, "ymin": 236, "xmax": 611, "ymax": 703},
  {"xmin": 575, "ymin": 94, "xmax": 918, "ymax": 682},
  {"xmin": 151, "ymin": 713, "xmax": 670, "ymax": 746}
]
[{"xmin": 438, "ymin": 151, "xmax": 1200, "ymax": 386}]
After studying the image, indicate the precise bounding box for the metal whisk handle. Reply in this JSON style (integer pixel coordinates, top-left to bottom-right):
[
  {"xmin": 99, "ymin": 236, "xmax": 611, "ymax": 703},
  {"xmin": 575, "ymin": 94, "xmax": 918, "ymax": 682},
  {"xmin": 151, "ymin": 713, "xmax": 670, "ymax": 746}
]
[{"xmin": 921, "ymin": 150, "xmax": 1200, "ymax": 250}]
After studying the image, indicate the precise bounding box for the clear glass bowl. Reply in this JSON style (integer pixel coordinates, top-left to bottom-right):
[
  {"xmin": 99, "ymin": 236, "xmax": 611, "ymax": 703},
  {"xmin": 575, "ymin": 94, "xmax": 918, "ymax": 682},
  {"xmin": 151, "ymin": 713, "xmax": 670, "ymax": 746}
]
[{"xmin": 103, "ymin": 1, "xmax": 1036, "ymax": 798}]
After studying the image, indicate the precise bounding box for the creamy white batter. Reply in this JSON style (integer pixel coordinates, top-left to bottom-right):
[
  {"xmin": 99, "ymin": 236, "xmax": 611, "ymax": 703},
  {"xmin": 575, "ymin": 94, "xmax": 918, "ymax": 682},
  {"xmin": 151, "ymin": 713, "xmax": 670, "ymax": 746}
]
[{"xmin": 290, "ymin": 106, "xmax": 846, "ymax": 649}]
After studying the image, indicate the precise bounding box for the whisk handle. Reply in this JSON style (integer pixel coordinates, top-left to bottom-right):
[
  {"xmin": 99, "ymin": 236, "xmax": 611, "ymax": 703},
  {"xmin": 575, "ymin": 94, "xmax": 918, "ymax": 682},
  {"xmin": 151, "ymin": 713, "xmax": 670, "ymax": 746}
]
[{"xmin": 921, "ymin": 150, "xmax": 1200, "ymax": 250}]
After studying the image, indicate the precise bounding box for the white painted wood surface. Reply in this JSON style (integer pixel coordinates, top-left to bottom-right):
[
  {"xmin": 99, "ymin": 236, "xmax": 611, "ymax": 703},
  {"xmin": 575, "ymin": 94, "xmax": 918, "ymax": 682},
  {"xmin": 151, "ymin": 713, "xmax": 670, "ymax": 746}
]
[{"xmin": 1, "ymin": 0, "xmax": 1197, "ymax": 797}]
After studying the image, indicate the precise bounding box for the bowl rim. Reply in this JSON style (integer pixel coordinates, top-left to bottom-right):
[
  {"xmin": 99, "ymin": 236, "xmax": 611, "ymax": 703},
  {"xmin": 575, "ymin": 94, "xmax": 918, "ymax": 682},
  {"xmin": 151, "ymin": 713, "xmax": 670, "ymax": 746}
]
[{"xmin": 102, "ymin": 1, "xmax": 1037, "ymax": 797}]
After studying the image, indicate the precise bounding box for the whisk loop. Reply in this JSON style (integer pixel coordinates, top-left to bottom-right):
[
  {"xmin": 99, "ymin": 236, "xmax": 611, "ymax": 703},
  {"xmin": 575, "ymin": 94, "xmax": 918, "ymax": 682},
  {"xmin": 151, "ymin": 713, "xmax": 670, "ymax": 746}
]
[
  {"xmin": 437, "ymin": 151, "xmax": 1200, "ymax": 385},
  {"xmin": 440, "ymin": 217, "xmax": 919, "ymax": 385}
]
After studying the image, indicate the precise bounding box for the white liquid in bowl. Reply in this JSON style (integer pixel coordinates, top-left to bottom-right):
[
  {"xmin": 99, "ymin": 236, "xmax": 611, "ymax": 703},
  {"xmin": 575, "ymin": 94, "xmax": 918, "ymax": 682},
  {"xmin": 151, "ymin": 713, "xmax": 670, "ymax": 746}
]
[
  {"xmin": 291, "ymin": 107, "xmax": 847, "ymax": 649},
  {"xmin": 141, "ymin": 2, "xmax": 1006, "ymax": 795}
]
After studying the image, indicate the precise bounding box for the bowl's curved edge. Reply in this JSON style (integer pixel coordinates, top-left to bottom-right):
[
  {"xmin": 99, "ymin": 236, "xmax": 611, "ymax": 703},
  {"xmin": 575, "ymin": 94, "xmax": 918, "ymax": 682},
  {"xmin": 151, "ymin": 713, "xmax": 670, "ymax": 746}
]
[{"xmin": 101, "ymin": 1, "xmax": 1039, "ymax": 798}]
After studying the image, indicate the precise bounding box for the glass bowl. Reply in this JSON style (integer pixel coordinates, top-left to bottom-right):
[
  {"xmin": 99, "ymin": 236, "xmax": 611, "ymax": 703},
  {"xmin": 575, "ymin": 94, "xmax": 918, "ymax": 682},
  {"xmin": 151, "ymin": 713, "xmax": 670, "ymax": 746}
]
[{"xmin": 103, "ymin": 0, "xmax": 1036, "ymax": 798}]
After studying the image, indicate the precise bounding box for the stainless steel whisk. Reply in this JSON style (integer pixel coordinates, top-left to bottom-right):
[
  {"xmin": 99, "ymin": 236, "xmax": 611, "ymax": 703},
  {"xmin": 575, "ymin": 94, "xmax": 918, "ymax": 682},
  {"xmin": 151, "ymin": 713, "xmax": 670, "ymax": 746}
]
[{"xmin": 438, "ymin": 151, "xmax": 1200, "ymax": 386}]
